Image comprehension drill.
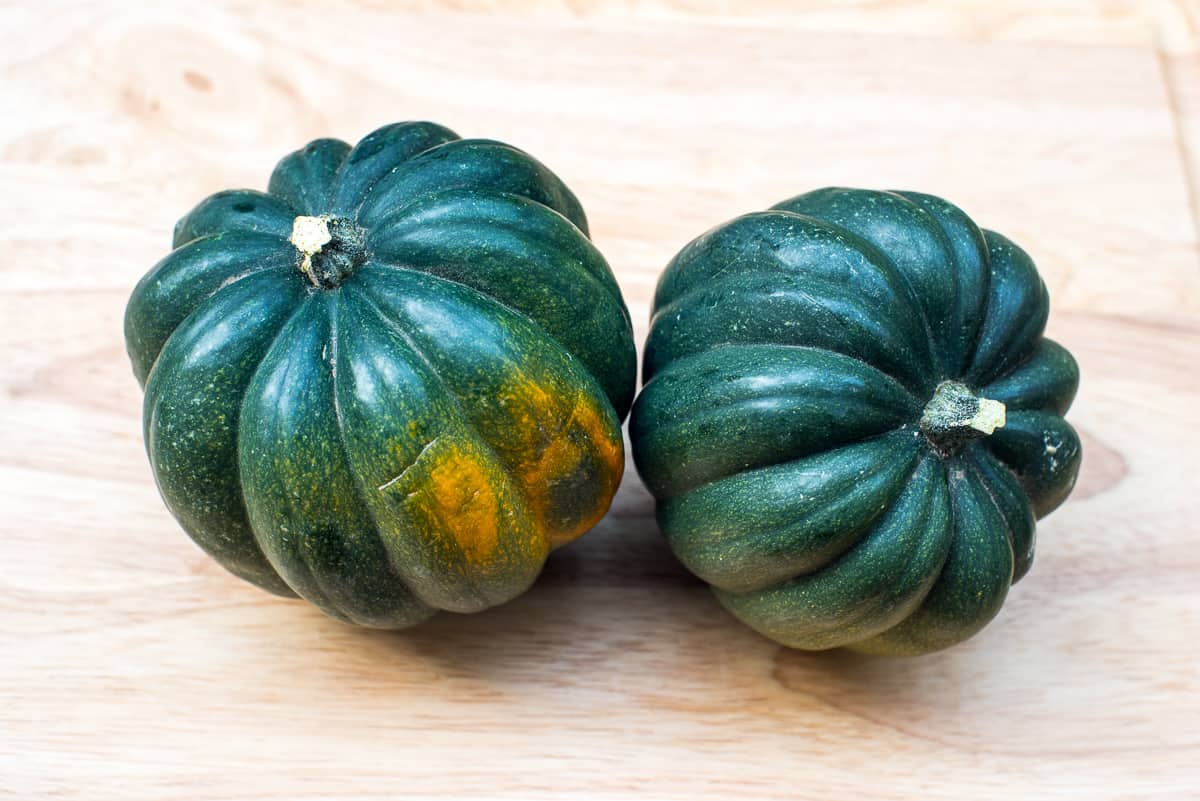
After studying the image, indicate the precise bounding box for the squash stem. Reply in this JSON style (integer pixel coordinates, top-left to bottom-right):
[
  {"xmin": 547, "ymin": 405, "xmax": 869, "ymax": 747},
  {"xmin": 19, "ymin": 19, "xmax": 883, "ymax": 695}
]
[
  {"xmin": 919, "ymin": 380, "xmax": 1006, "ymax": 456},
  {"xmin": 290, "ymin": 215, "xmax": 367, "ymax": 288}
]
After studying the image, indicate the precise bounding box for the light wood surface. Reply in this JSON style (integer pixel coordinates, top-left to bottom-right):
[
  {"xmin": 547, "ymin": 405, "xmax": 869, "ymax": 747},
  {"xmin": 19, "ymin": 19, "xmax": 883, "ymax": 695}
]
[{"xmin": 3, "ymin": 2, "xmax": 1199, "ymax": 798}]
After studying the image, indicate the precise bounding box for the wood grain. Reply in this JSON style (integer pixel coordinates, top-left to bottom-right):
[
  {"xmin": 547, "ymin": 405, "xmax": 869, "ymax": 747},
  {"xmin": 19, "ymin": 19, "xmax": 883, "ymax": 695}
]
[
  {"xmin": 2, "ymin": 2, "xmax": 1198, "ymax": 798},
  {"xmin": 256, "ymin": 0, "xmax": 1200, "ymax": 50}
]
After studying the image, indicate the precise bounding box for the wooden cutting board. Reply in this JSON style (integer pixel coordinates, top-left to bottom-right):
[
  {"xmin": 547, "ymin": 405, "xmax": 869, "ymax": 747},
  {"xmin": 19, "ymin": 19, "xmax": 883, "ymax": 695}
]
[{"xmin": 2, "ymin": 3, "xmax": 1197, "ymax": 798}]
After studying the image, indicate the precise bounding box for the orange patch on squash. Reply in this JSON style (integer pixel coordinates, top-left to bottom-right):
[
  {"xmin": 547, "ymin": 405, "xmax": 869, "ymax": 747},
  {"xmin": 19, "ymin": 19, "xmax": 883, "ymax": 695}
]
[
  {"xmin": 402, "ymin": 438, "xmax": 504, "ymax": 566},
  {"xmin": 495, "ymin": 373, "xmax": 624, "ymax": 548}
]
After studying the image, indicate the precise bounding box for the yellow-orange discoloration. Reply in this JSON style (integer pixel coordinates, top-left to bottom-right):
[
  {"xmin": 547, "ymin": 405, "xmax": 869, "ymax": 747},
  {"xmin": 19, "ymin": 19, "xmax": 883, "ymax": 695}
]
[
  {"xmin": 549, "ymin": 393, "xmax": 624, "ymax": 545},
  {"xmin": 495, "ymin": 372, "xmax": 624, "ymax": 548},
  {"xmin": 423, "ymin": 446, "xmax": 502, "ymax": 564},
  {"xmin": 387, "ymin": 437, "xmax": 507, "ymax": 566}
]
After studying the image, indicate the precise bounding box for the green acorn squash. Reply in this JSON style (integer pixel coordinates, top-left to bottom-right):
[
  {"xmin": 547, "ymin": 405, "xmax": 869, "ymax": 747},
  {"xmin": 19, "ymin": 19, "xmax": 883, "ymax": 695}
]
[
  {"xmin": 125, "ymin": 122, "xmax": 636, "ymax": 627},
  {"xmin": 630, "ymin": 188, "xmax": 1081, "ymax": 656}
]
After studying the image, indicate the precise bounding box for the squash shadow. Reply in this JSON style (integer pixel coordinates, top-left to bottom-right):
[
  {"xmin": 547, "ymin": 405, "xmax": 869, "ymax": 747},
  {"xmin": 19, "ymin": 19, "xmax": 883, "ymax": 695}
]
[
  {"xmin": 767, "ymin": 616, "xmax": 1037, "ymax": 722},
  {"xmin": 331, "ymin": 478, "xmax": 710, "ymax": 680},
  {"xmin": 308, "ymin": 469, "xmax": 1027, "ymax": 706}
]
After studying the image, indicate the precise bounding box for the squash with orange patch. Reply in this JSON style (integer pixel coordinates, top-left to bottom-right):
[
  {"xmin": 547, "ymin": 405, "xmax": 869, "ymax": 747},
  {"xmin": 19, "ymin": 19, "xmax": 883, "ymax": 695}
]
[{"xmin": 124, "ymin": 122, "xmax": 635, "ymax": 626}]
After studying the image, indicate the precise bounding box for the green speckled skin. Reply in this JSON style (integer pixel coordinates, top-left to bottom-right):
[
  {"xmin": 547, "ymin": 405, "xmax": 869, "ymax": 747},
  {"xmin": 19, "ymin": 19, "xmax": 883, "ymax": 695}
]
[
  {"xmin": 630, "ymin": 188, "xmax": 1081, "ymax": 656},
  {"xmin": 125, "ymin": 122, "xmax": 635, "ymax": 627}
]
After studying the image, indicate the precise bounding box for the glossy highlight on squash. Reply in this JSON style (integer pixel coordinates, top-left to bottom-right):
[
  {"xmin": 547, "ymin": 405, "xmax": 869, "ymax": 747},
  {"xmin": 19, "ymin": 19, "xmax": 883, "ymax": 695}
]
[
  {"xmin": 125, "ymin": 122, "xmax": 636, "ymax": 627},
  {"xmin": 631, "ymin": 188, "xmax": 1081, "ymax": 656}
]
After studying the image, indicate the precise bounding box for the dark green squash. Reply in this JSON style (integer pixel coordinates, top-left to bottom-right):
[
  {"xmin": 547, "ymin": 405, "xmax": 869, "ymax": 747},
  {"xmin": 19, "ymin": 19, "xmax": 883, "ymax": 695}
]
[
  {"xmin": 125, "ymin": 122, "xmax": 636, "ymax": 627},
  {"xmin": 630, "ymin": 188, "xmax": 1081, "ymax": 656}
]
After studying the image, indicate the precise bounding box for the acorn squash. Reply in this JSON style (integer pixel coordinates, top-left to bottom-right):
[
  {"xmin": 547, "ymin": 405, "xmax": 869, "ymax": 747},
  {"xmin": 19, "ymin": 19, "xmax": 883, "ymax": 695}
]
[
  {"xmin": 125, "ymin": 122, "xmax": 636, "ymax": 627},
  {"xmin": 630, "ymin": 188, "xmax": 1081, "ymax": 655}
]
